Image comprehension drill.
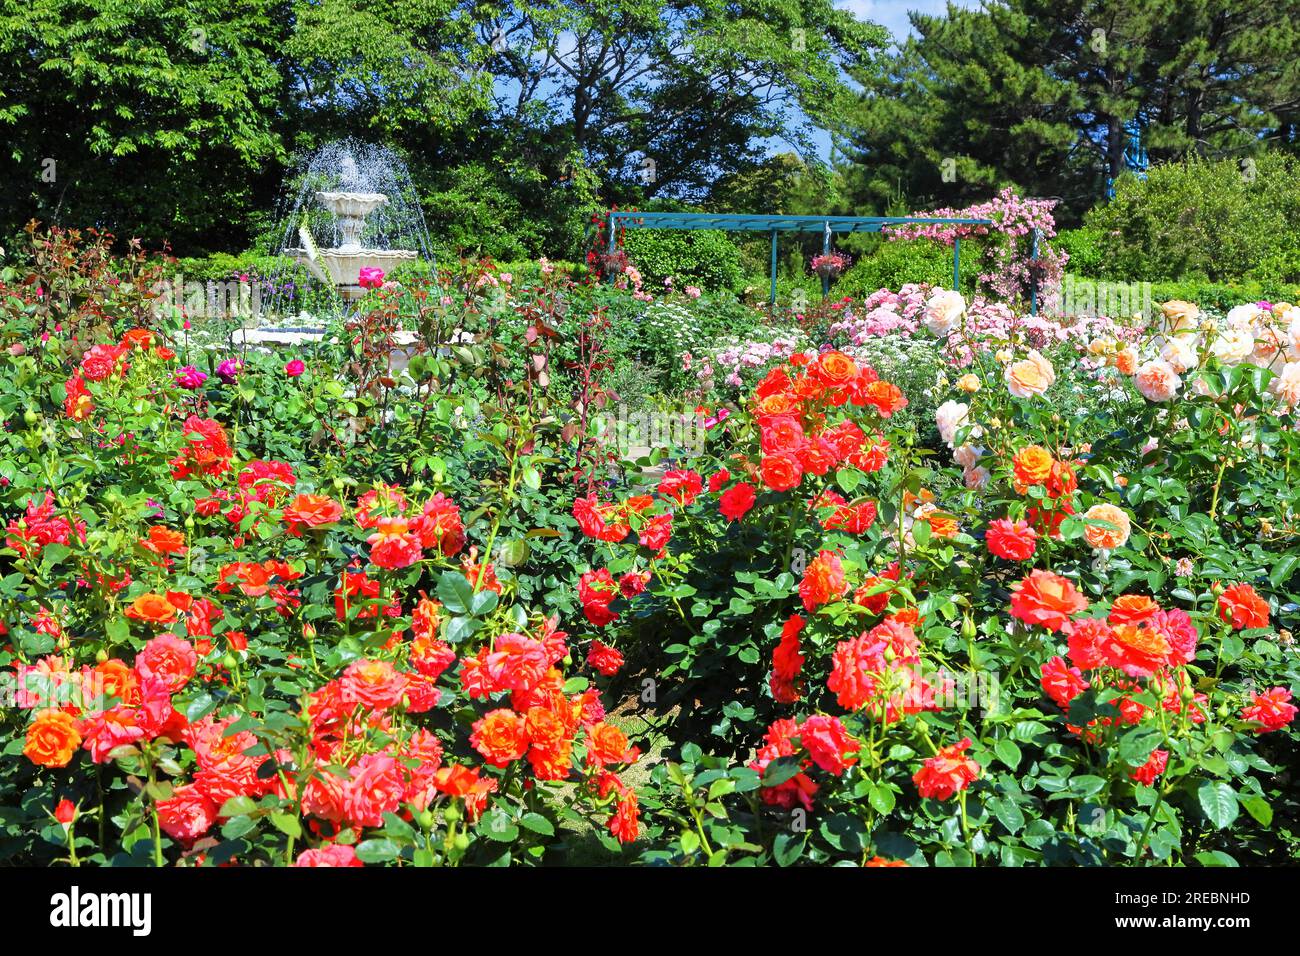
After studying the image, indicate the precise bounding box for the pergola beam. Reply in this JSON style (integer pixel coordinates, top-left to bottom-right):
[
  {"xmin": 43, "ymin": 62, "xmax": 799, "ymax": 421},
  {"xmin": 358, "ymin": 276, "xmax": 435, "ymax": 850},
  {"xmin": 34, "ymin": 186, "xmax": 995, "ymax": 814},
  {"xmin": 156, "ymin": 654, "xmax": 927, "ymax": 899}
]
[{"xmin": 602, "ymin": 211, "xmax": 997, "ymax": 307}]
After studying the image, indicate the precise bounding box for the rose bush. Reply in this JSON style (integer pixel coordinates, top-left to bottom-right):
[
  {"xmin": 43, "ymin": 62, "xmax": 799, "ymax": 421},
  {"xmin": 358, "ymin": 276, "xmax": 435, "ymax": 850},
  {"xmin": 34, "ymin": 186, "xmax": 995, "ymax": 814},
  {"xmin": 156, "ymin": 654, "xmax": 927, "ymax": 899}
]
[{"xmin": 0, "ymin": 228, "xmax": 1295, "ymax": 867}]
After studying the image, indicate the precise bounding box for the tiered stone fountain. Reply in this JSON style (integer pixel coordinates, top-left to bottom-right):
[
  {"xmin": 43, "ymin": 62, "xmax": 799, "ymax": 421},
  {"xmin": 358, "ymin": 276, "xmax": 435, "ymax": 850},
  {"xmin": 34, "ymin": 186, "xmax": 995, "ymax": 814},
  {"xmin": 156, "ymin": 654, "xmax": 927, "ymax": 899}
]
[
  {"xmin": 288, "ymin": 190, "xmax": 418, "ymax": 302},
  {"xmin": 232, "ymin": 142, "xmax": 429, "ymax": 353}
]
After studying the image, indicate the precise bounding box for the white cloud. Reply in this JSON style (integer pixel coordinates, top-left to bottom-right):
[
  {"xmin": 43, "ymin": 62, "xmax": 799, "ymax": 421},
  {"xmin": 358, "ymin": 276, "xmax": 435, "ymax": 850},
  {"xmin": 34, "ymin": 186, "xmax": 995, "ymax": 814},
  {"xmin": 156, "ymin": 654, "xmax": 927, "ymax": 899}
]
[{"xmin": 835, "ymin": 0, "xmax": 980, "ymax": 44}]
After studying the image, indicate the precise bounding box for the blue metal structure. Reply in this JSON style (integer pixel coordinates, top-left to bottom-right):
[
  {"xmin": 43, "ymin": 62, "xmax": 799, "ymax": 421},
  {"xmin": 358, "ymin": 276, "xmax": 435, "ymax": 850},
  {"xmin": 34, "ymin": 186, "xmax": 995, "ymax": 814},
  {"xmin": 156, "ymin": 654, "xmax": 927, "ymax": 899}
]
[
  {"xmin": 1106, "ymin": 120, "xmax": 1149, "ymax": 199},
  {"xmin": 604, "ymin": 211, "xmax": 994, "ymax": 305}
]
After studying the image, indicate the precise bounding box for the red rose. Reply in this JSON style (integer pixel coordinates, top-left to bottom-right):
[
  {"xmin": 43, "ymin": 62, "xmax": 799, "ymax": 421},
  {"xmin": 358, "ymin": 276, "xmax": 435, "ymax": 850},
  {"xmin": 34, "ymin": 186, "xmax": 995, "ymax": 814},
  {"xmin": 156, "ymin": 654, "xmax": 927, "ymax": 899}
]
[
  {"xmin": 1218, "ymin": 583, "xmax": 1268, "ymax": 630},
  {"xmin": 912, "ymin": 737, "xmax": 979, "ymax": 800},
  {"xmin": 579, "ymin": 569, "xmax": 619, "ymax": 627},
  {"xmin": 719, "ymin": 482, "xmax": 756, "ymax": 522},
  {"xmin": 985, "ymin": 518, "xmax": 1037, "ymax": 561}
]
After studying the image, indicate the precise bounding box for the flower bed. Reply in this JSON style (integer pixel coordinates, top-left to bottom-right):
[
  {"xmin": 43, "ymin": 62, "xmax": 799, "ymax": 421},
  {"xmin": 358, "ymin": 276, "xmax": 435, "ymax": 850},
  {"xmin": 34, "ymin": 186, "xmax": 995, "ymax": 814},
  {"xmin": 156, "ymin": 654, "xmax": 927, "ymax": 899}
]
[{"xmin": 0, "ymin": 231, "xmax": 1296, "ymax": 867}]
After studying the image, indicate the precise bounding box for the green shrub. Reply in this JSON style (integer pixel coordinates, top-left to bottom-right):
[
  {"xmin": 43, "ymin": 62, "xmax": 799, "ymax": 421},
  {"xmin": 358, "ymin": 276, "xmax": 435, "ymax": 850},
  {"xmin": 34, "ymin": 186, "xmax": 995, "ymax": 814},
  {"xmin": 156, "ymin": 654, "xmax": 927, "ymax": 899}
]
[
  {"xmin": 1083, "ymin": 151, "xmax": 1300, "ymax": 284},
  {"xmin": 622, "ymin": 229, "xmax": 743, "ymax": 292},
  {"xmin": 170, "ymin": 251, "xmax": 290, "ymax": 282},
  {"xmin": 835, "ymin": 238, "xmax": 978, "ymax": 299},
  {"xmin": 1055, "ymin": 226, "xmax": 1107, "ymax": 277},
  {"xmin": 1147, "ymin": 278, "xmax": 1300, "ymax": 312}
]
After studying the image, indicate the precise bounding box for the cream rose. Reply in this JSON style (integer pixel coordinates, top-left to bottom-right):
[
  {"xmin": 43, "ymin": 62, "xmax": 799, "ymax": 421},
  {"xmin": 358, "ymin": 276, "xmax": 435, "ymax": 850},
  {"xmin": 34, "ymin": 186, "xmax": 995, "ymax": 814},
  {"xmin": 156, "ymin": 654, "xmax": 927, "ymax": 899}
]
[
  {"xmin": 1004, "ymin": 350, "xmax": 1055, "ymax": 399},
  {"xmin": 1210, "ymin": 327, "xmax": 1254, "ymax": 365},
  {"xmin": 924, "ymin": 289, "xmax": 966, "ymax": 338},
  {"xmin": 1160, "ymin": 335, "xmax": 1199, "ymax": 374},
  {"xmin": 935, "ymin": 400, "xmax": 970, "ymax": 446}
]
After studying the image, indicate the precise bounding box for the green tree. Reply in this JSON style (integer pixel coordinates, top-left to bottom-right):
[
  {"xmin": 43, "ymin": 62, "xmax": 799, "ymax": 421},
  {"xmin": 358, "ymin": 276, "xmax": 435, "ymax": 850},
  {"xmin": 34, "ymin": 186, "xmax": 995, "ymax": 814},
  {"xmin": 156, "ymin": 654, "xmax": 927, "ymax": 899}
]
[
  {"xmin": 0, "ymin": 0, "xmax": 288, "ymax": 251},
  {"xmin": 474, "ymin": 0, "xmax": 887, "ymax": 202},
  {"xmin": 838, "ymin": 0, "xmax": 1300, "ymax": 221}
]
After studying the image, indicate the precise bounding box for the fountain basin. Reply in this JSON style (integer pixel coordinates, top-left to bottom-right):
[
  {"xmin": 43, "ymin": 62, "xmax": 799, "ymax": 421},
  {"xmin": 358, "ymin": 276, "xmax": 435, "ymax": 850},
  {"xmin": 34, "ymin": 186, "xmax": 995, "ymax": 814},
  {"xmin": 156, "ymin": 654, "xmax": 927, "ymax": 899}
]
[{"xmin": 286, "ymin": 248, "xmax": 418, "ymax": 300}]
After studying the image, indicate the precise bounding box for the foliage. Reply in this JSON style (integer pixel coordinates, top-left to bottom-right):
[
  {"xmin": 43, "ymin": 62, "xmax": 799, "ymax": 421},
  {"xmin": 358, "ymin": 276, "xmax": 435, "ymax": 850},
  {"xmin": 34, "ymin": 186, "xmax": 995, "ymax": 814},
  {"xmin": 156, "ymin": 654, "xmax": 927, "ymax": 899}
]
[
  {"xmin": 1082, "ymin": 153, "xmax": 1300, "ymax": 284},
  {"xmin": 622, "ymin": 230, "xmax": 744, "ymax": 293}
]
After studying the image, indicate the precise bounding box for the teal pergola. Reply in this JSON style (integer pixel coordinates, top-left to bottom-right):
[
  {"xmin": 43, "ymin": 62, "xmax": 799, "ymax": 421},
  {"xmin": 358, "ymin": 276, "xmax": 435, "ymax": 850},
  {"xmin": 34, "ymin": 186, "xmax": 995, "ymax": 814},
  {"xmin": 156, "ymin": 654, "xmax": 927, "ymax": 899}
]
[{"xmin": 605, "ymin": 211, "xmax": 995, "ymax": 304}]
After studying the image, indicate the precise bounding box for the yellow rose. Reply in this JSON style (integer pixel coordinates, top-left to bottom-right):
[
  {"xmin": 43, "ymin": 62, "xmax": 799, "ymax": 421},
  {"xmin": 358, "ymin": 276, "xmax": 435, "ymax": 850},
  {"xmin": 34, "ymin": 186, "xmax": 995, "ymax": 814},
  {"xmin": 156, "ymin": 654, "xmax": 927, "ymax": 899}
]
[{"xmin": 956, "ymin": 373, "xmax": 980, "ymax": 393}]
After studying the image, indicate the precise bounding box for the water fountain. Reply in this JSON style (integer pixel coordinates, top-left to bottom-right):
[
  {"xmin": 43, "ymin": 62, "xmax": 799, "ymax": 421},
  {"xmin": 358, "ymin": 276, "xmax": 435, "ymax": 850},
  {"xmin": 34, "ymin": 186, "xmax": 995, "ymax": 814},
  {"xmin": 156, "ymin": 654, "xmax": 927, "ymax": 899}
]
[
  {"xmin": 286, "ymin": 154, "xmax": 420, "ymax": 302},
  {"xmin": 234, "ymin": 141, "xmax": 433, "ymax": 349}
]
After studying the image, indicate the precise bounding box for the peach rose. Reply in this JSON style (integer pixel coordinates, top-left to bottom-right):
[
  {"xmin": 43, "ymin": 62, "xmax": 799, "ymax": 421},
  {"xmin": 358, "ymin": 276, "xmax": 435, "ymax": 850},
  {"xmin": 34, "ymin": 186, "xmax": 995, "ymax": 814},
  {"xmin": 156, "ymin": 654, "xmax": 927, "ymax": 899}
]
[
  {"xmin": 1133, "ymin": 358, "xmax": 1181, "ymax": 402},
  {"xmin": 1004, "ymin": 350, "xmax": 1055, "ymax": 399},
  {"xmin": 1271, "ymin": 361, "xmax": 1300, "ymax": 409},
  {"xmin": 1082, "ymin": 503, "xmax": 1131, "ymax": 550},
  {"xmin": 956, "ymin": 373, "xmax": 980, "ymax": 393},
  {"xmin": 1114, "ymin": 345, "xmax": 1138, "ymax": 375},
  {"xmin": 1161, "ymin": 300, "xmax": 1200, "ymax": 333}
]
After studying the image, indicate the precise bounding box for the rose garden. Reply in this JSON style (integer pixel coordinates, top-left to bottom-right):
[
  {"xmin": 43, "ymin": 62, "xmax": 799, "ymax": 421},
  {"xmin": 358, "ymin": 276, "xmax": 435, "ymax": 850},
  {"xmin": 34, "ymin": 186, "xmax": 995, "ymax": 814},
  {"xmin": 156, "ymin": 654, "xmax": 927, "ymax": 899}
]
[{"xmin": 1, "ymin": 1, "xmax": 1298, "ymax": 872}]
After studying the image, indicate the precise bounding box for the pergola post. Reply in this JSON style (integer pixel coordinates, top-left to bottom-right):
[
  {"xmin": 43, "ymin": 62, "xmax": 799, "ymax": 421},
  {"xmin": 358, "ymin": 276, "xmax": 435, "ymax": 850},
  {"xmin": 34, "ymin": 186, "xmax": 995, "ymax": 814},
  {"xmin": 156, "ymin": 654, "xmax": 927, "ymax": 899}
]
[
  {"xmin": 821, "ymin": 221, "xmax": 831, "ymax": 300},
  {"xmin": 769, "ymin": 228, "xmax": 778, "ymax": 306},
  {"xmin": 606, "ymin": 211, "xmax": 617, "ymax": 285},
  {"xmin": 1029, "ymin": 227, "xmax": 1040, "ymax": 316}
]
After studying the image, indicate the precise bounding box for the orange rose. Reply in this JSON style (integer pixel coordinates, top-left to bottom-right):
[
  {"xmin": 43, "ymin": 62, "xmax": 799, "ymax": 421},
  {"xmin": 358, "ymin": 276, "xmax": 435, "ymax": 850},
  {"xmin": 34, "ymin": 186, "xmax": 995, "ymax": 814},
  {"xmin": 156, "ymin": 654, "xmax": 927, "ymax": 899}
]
[
  {"xmin": 1108, "ymin": 594, "xmax": 1159, "ymax": 626},
  {"xmin": 141, "ymin": 525, "xmax": 187, "ymax": 556},
  {"xmin": 813, "ymin": 350, "xmax": 859, "ymax": 389},
  {"xmin": 798, "ymin": 550, "xmax": 848, "ymax": 611},
  {"xmin": 24, "ymin": 709, "xmax": 81, "ymax": 768},
  {"xmin": 470, "ymin": 708, "xmax": 530, "ymax": 767},
  {"xmin": 757, "ymin": 393, "xmax": 797, "ymax": 417},
  {"xmin": 1105, "ymin": 623, "xmax": 1171, "ymax": 677},
  {"xmin": 120, "ymin": 328, "xmax": 156, "ymax": 350},
  {"xmin": 124, "ymin": 592, "xmax": 179, "ymax": 626},
  {"xmin": 1010, "ymin": 569, "xmax": 1088, "ymax": 632},
  {"xmin": 1114, "ymin": 345, "xmax": 1138, "ymax": 375},
  {"xmin": 283, "ymin": 494, "xmax": 343, "ymax": 535},
  {"xmin": 760, "ymin": 453, "xmax": 803, "ymax": 492},
  {"xmin": 1082, "ymin": 503, "xmax": 1131, "ymax": 550},
  {"xmin": 92, "ymin": 658, "xmax": 141, "ymax": 708},
  {"xmin": 1012, "ymin": 445, "xmax": 1054, "ymax": 493},
  {"xmin": 1218, "ymin": 583, "xmax": 1269, "ymax": 630}
]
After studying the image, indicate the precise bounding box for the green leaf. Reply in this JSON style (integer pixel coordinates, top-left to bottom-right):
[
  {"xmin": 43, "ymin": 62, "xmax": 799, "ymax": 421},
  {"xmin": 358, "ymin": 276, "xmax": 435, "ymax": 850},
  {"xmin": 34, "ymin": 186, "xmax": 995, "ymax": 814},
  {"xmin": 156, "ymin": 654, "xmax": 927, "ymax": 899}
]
[
  {"xmin": 1197, "ymin": 780, "xmax": 1239, "ymax": 829},
  {"xmin": 868, "ymin": 783, "xmax": 895, "ymax": 816},
  {"xmin": 469, "ymin": 589, "xmax": 498, "ymax": 616},
  {"xmin": 270, "ymin": 813, "xmax": 302, "ymax": 839},
  {"xmin": 1239, "ymin": 794, "xmax": 1272, "ymax": 827},
  {"xmin": 355, "ymin": 838, "xmax": 402, "ymax": 863},
  {"xmin": 1118, "ymin": 726, "xmax": 1162, "ymax": 767},
  {"xmin": 1194, "ymin": 850, "xmax": 1238, "ymax": 867},
  {"xmin": 994, "ymin": 738, "xmax": 1022, "ymax": 771},
  {"xmin": 761, "ymin": 755, "xmax": 803, "ymax": 787},
  {"xmin": 772, "ymin": 831, "xmax": 805, "ymax": 866},
  {"xmin": 436, "ymin": 571, "xmax": 474, "ymax": 614},
  {"xmin": 519, "ymin": 813, "xmax": 554, "ymax": 836}
]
